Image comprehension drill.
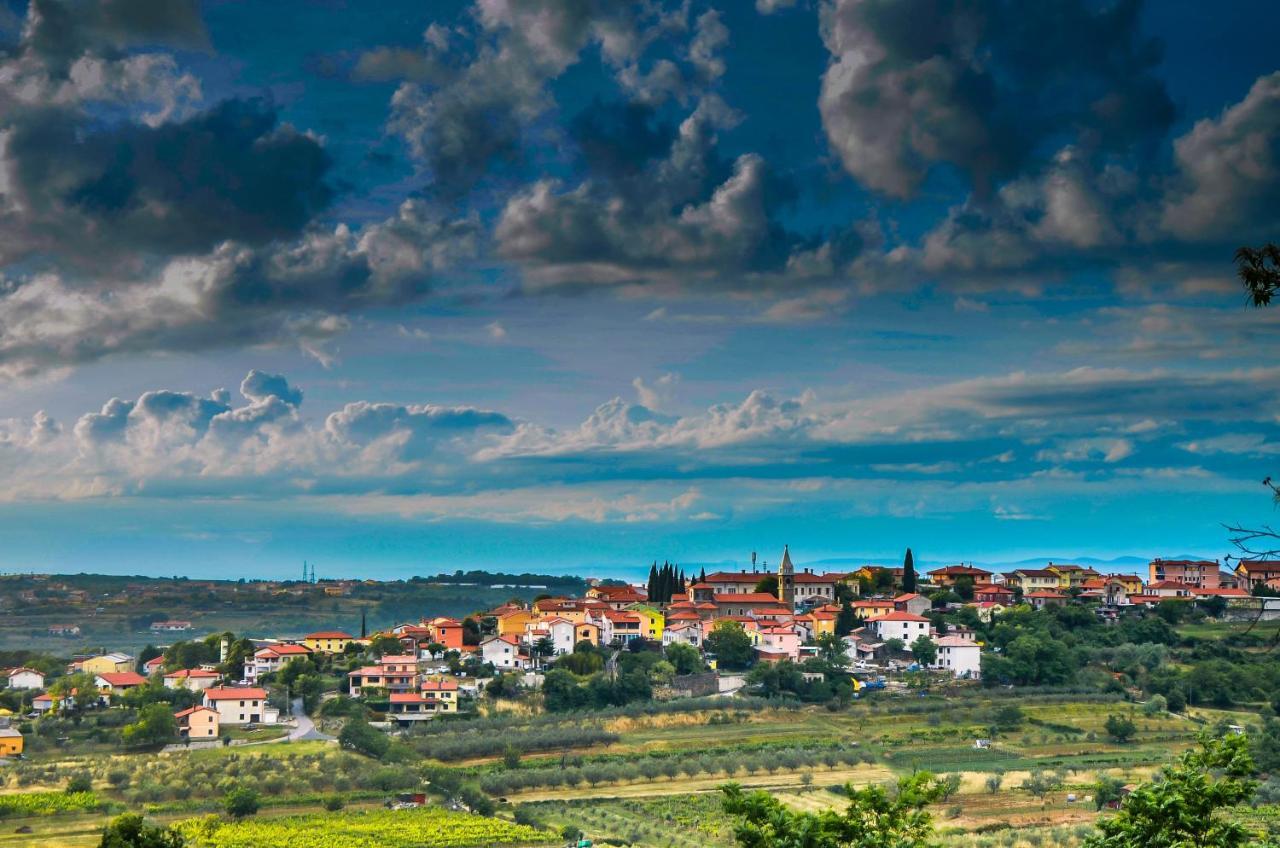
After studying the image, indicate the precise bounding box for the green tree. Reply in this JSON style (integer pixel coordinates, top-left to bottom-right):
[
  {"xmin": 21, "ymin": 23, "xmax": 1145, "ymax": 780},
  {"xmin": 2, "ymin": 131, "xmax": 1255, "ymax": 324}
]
[
  {"xmin": 367, "ymin": 635, "xmax": 402, "ymax": 657},
  {"xmin": 223, "ymin": 786, "xmax": 260, "ymax": 819},
  {"xmin": 1237, "ymin": 242, "xmax": 1280, "ymax": 306},
  {"xmin": 909, "ymin": 636, "xmax": 937, "ymax": 667},
  {"xmin": 755, "ymin": 575, "xmax": 779, "ymax": 597},
  {"xmin": 1105, "ymin": 714, "xmax": 1137, "ymax": 743},
  {"xmin": 1021, "ymin": 771, "xmax": 1063, "ymax": 801},
  {"xmin": 902, "ymin": 548, "xmax": 917, "ymax": 593},
  {"xmin": 721, "ymin": 772, "xmax": 946, "ymax": 847},
  {"xmin": 67, "ymin": 773, "xmax": 93, "ymax": 793},
  {"xmin": 1086, "ymin": 735, "xmax": 1259, "ymax": 848},
  {"xmin": 665, "ymin": 641, "xmax": 703, "ymax": 676},
  {"xmin": 121, "ymin": 703, "xmax": 177, "ymax": 747},
  {"xmin": 814, "ymin": 632, "xmax": 848, "ymax": 668},
  {"xmin": 98, "ymin": 813, "xmax": 186, "ymax": 848},
  {"xmin": 835, "ymin": 602, "xmax": 857, "ymax": 637},
  {"xmin": 339, "ymin": 718, "xmax": 390, "ymax": 759},
  {"xmin": 1093, "ymin": 775, "xmax": 1127, "ymax": 811},
  {"xmin": 705, "ymin": 620, "xmax": 755, "ymax": 671}
]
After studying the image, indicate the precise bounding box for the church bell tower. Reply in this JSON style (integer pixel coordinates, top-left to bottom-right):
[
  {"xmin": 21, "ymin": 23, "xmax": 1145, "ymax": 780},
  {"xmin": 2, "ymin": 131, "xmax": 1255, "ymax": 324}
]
[{"xmin": 778, "ymin": 545, "xmax": 795, "ymax": 607}]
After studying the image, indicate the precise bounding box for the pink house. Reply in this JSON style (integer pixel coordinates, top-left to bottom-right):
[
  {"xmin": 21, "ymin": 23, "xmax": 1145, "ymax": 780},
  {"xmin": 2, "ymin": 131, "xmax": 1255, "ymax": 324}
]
[{"xmin": 756, "ymin": 625, "xmax": 801, "ymax": 662}]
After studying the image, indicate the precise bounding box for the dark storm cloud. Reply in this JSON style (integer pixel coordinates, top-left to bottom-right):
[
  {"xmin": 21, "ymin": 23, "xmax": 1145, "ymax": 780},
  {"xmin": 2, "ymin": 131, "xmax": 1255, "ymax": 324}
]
[
  {"xmin": 21, "ymin": 0, "xmax": 207, "ymax": 75},
  {"xmin": 2, "ymin": 99, "xmax": 333, "ymax": 267},
  {"xmin": 819, "ymin": 0, "xmax": 1175, "ymax": 198}
]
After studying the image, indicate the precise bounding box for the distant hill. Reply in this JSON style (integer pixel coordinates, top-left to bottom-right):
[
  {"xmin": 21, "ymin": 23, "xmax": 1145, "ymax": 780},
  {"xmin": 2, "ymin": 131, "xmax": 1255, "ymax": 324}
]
[{"xmin": 795, "ymin": 553, "xmax": 1223, "ymax": 578}]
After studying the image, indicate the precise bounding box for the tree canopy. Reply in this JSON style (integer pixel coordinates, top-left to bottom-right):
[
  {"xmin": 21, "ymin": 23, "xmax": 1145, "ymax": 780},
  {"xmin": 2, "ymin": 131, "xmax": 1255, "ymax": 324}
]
[
  {"xmin": 1085, "ymin": 734, "xmax": 1260, "ymax": 848},
  {"xmin": 722, "ymin": 772, "xmax": 946, "ymax": 848}
]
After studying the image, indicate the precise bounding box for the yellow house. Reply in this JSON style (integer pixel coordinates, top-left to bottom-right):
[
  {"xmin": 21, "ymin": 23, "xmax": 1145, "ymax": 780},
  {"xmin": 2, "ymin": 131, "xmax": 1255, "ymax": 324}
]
[
  {"xmin": 629, "ymin": 606, "xmax": 665, "ymax": 640},
  {"xmin": 797, "ymin": 611, "xmax": 836, "ymax": 638},
  {"xmin": 302, "ymin": 631, "xmax": 353, "ymax": 654},
  {"xmin": 1109, "ymin": 573, "xmax": 1144, "ymax": 595},
  {"xmin": 851, "ymin": 599, "xmax": 895, "ymax": 620},
  {"xmin": 496, "ymin": 609, "xmax": 536, "ymax": 638},
  {"xmin": 79, "ymin": 653, "xmax": 134, "ymax": 675},
  {"xmin": 0, "ymin": 728, "xmax": 22, "ymax": 757},
  {"xmin": 1046, "ymin": 564, "xmax": 1100, "ymax": 590}
]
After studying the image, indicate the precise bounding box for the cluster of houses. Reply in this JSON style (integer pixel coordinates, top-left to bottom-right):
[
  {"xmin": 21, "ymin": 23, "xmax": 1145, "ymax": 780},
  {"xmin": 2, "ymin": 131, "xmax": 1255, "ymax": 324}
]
[{"xmin": 3, "ymin": 552, "xmax": 1275, "ymax": 755}]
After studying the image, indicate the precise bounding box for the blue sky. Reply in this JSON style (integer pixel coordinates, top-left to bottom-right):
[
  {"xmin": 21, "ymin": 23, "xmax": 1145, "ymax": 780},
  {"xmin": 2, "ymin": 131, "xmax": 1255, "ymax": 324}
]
[{"xmin": 0, "ymin": 0, "xmax": 1278, "ymax": 580}]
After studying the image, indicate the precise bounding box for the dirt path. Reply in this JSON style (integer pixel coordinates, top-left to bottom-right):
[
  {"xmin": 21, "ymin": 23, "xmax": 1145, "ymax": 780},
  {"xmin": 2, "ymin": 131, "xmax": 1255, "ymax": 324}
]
[{"xmin": 508, "ymin": 764, "xmax": 895, "ymax": 802}]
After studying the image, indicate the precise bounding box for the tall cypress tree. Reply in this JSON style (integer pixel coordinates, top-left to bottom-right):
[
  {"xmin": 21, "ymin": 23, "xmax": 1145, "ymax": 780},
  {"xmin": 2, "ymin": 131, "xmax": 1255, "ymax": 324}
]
[
  {"xmin": 647, "ymin": 562, "xmax": 658, "ymax": 602},
  {"xmin": 699, "ymin": 567, "xmax": 707, "ymax": 584},
  {"xmin": 903, "ymin": 548, "xmax": 917, "ymax": 593}
]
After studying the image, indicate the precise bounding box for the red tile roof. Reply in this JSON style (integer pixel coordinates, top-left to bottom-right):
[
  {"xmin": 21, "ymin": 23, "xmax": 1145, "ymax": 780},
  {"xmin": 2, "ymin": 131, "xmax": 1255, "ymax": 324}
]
[
  {"xmin": 164, "ymin": 668, "xmax": 219, "ymax": 679},
  {"xmin": 712, "ymin": 592, "xmax": 782, "ymax": 604},
  {"xmin": 204, "ymin": 687, "xmax": 267, "ymax": 701},
  {"xmin": 97, "ymin": 672, "xmax": 147, "ymax": 686},
  {"xmin": 174, "ymin": 706, "xmax": 216, "ymax": 719},
  {"xmin": 305, "ymin": 631, "xmax": 353, "ymax": 640},
  {"xmin": 420, "ymin": 679, "xmax": 458, "ymax": 691},
  {"xmin": 258, "ymin": 644, "xmax": 311, "ymax": 657},
  {"xmin": 868, "ymin": 611, "xmax": 930, "ymax": 623}
]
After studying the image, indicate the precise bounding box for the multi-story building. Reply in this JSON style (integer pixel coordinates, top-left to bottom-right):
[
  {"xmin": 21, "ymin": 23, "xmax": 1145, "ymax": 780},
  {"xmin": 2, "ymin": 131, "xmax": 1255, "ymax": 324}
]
[
  {"xmin": 1149, "ymin": 559, "xmax": 1220, "ymax": 589},
  {"xmin": 1002, "ymin": 569, "xmax": 1061, "ymax": 593},
  {"xmin": 927, "ymin": 565, "xmax": 993, "ymax": 587},
  {"xmin": 175, "ymin": 705, "xmax": 219, "ymax": 739},
  {"xmin": 302, "ymin": 631, "xmax": 354, "ymax": 654},
  {"xmin": 348, "ymin": 655, "xmax": 419, "ymax": 697},
  {"xmin": 867, "ymin": 611, "xmax": 931, "ymax": 644},
  {"xmin": 202, "ymin": 687, "xmax": 277, "ymax": 725},
  {"xmin": 1235, "ymin": 561, "xmax": 1280, "ymax": 592},
  {"xmin": 243, "ymin": 643, "xmax": 312, "ymax": 683}
]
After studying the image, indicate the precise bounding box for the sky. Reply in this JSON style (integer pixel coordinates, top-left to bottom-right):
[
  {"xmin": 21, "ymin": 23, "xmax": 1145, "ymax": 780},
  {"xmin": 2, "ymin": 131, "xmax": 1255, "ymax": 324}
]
[{"xmin": 0, "ymin": 0, "xmax": 1278, "ymax": 580}]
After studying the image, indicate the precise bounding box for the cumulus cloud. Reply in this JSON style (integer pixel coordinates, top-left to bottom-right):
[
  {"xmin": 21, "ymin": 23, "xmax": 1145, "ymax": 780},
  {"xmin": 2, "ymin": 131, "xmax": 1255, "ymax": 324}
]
[
  {"xmin": 0, "ymin": 363, "xmax": 1273, "ymax": 518},
  {"xmin": 0, "ymin": 200, "xmax": 479, "ymax": 376},
  {"xmin": 1161, "ymin": 71, "xmax": 1280, "ymax": 243},
  {"xmin": 817, "ymin": 0, "xmax": 1174, "ymax": 198},
  {"xmin": 377, "ymin": 0, "xmax": 714, "ymax": 195}
]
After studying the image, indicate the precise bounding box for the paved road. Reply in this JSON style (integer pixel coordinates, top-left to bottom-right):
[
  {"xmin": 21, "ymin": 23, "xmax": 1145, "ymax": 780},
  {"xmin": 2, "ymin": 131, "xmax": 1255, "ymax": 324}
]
[{"xmin": 288, "ymin": 696, "xmax": 334, "ymax": 742}]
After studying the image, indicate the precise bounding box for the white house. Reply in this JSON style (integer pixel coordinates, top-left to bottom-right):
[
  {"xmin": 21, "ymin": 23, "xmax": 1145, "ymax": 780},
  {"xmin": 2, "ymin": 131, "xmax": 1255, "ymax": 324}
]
[
  {"xmin": 867, "ymin": 611, "xmax": 932, "ymax": 644},
  {"xmin": 202, "ymin": 687, "xmax": 278, "ymax": 726},
  {"xmin": 662, "ymin": 621, "xmax": 703, "ymax": 648},
  {"xmin": 931, "ymin": 635, "xmax": 982, "ymax": 679},
  {"xmin": 243, "ymin": 643, "xmax": 312, "ymax": 683},
  {"xmin": 481, "ymin": 635, "xmax": 530, "ymax": 670},
  {"xmin": 539, "ymin": 618, "xmax": 581, "ymax": 655},
  {"xmin": 5, "ymin": 668, "xmax": 45, "ymax": 690}
]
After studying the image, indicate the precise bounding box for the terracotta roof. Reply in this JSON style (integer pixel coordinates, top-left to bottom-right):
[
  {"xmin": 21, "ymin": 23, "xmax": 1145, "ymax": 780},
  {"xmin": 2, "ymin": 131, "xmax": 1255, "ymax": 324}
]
[
  {"xmin": 713, "ymin": 592, "xmax": 783, "ymax": 604},
  {"xmin": 97, "ymin": 672, "xmax": 147, "ymax": 686},
  {"xmin": 868, "ymin": 611, "xmax": 930, "ymax": 622},
  {"xmin": 928, "ymin": 565, "xmax": 992, "ymax": 576},
  {"xmin": 257, "ymin": 644, "xmax": 311, "ymax": 657},
  {"xmin": 1237, "ymin": 561, "xmax": 1280, "ymax": 573},
  {"xmin": 1147, "ymin": 581, "xmax": 1192, "ymax": 590},
  {"xmin": 1011, "ymin": 569, "xmax": 1057, "ymax": 577},
  {"xmin": 1191, "ymin": 587, "xmax": 1249, "ymax": 597},
  {"xmin": 304, "ymin": 631, "xmax": 353, "ymax": 639},
  {"xmin": 1024, "ymin": 591, "xmax": 1067, "ymax": 598},
  {"xmin": 852, "ymin": 599, "xmax": 894, "ymax": 608},
  {"xmin": 420, "ymin": 679, "xmax": 458, "ymax": 691},
  {"xmin": 934, "ymin": 635, "xmax": 979, "ymax": 648},
  {"xmin": 164, "ymin": 669, "xmax": 219, "ymax": 679},
  {"xmin": 174, "ymin": 705, "xmax": 216, "ymax": 719},
  {"xmin": 894, "ymin": 593, "xmax": 923, "ymax": 602},
  {"xmin": 204, "ymin": 687, "xmax": 267, "ymax": 701}
]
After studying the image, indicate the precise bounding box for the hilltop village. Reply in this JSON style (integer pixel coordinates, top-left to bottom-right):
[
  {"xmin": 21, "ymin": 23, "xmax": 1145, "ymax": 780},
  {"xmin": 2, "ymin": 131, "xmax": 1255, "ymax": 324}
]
[{"xmin": 2, "ymin": 549, "xmax": 1278, "ymax": 756}]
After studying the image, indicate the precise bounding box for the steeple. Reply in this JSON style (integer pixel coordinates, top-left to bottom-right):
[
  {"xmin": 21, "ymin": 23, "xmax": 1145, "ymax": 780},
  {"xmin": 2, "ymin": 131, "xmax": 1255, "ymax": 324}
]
[{"xmin": 778, "ymin": 545, "xmax": 795, "ymax": 607}]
